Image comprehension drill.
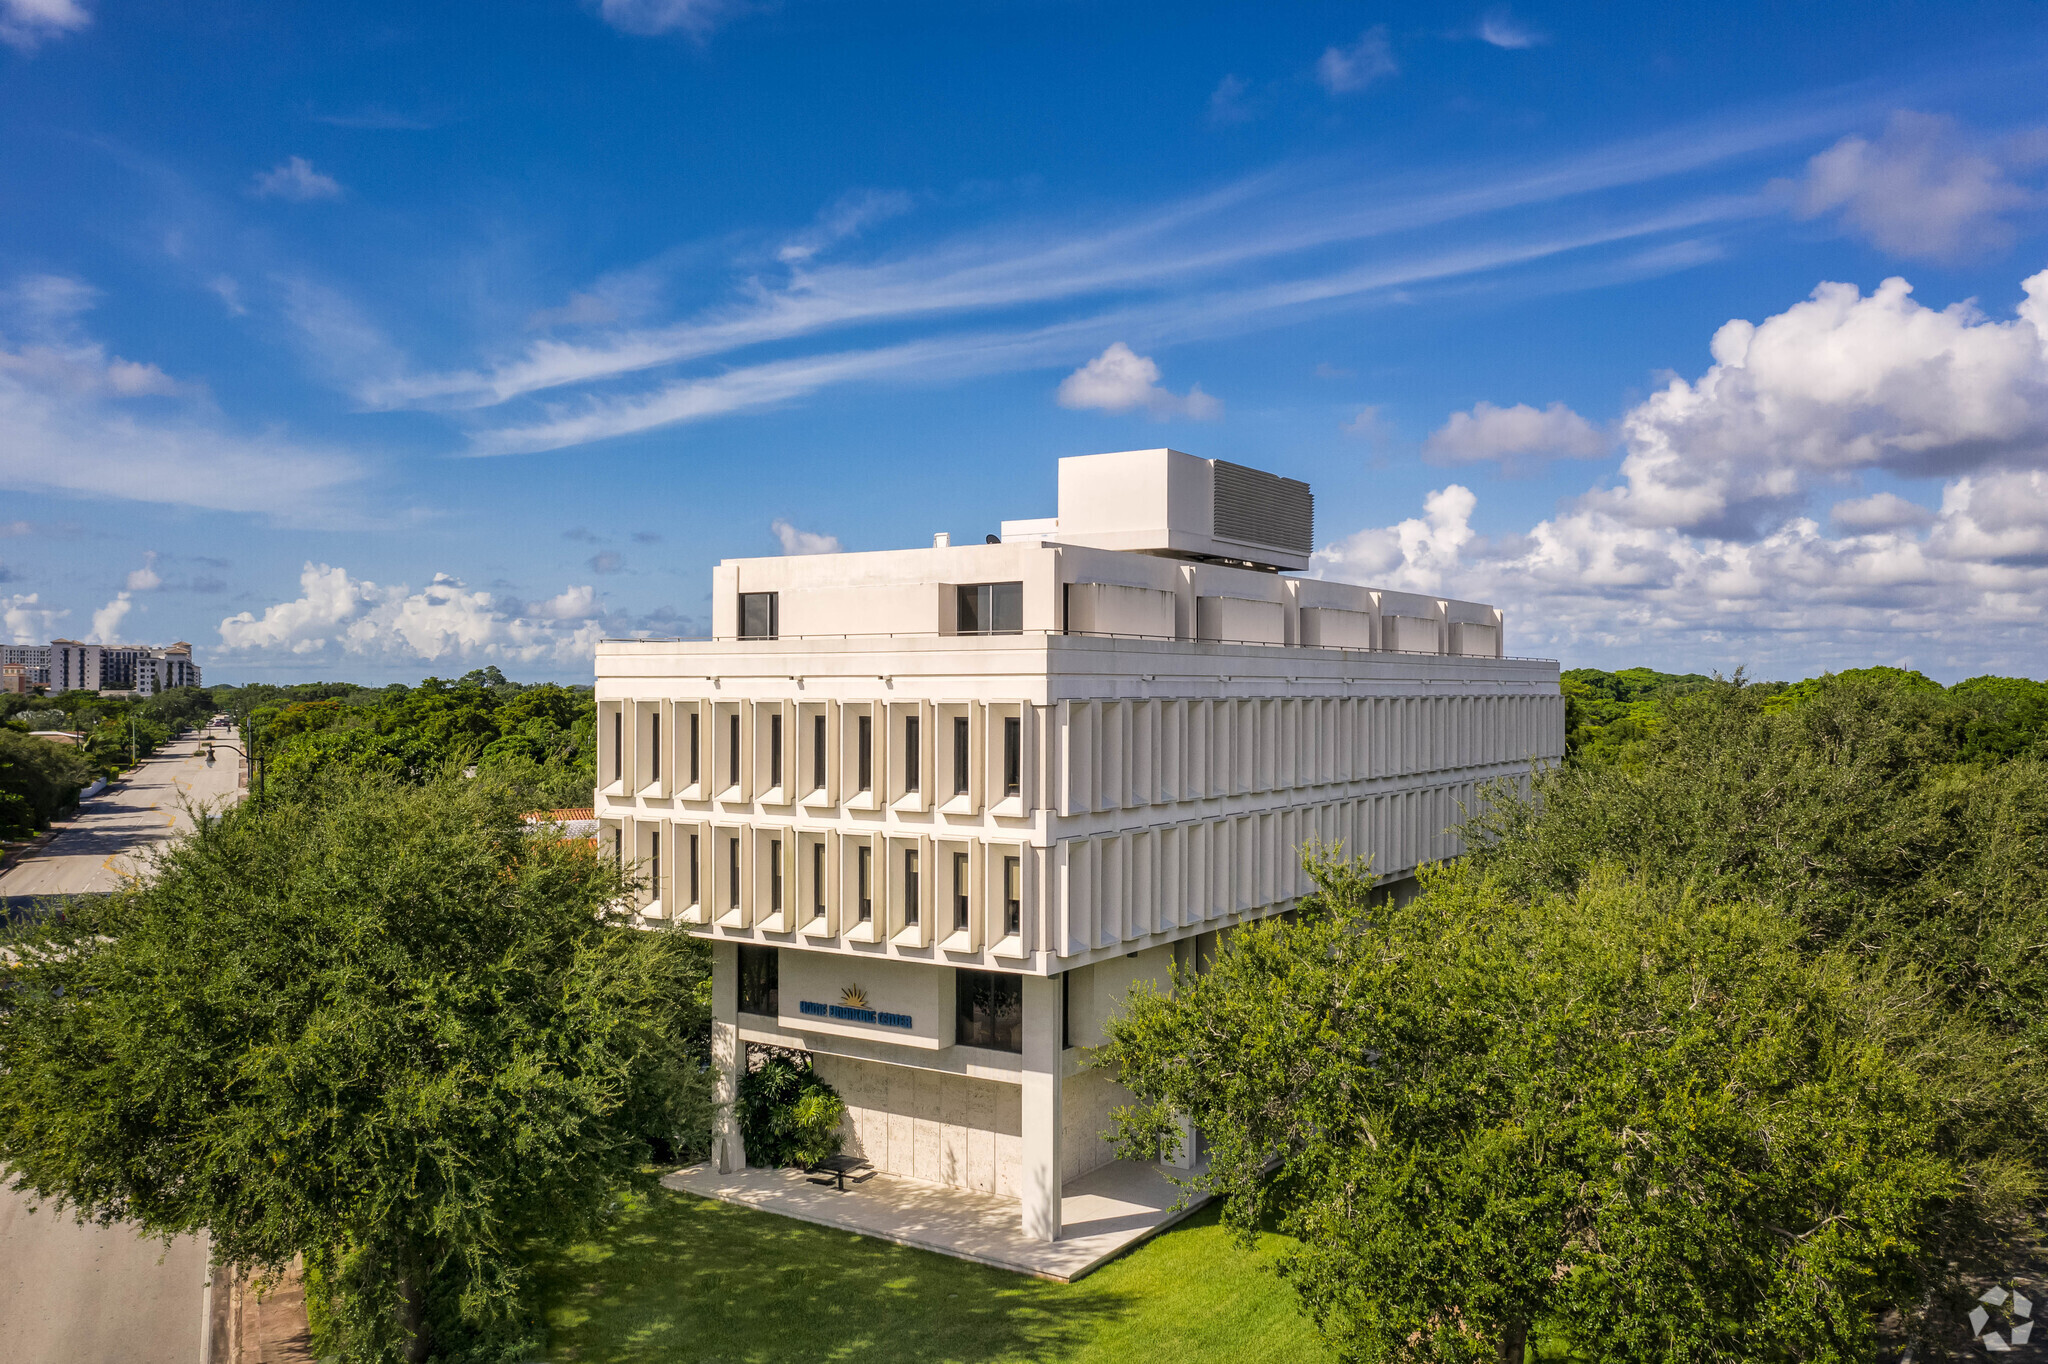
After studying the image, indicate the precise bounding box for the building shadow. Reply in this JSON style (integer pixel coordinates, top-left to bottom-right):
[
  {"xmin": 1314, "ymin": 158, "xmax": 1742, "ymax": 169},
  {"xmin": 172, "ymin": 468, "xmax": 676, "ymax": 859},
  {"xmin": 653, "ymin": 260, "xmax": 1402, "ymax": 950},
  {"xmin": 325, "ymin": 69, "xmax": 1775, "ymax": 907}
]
[{"xmin": 529, "ymin": 1174, "xmax": 1140, "ymax": 1364}]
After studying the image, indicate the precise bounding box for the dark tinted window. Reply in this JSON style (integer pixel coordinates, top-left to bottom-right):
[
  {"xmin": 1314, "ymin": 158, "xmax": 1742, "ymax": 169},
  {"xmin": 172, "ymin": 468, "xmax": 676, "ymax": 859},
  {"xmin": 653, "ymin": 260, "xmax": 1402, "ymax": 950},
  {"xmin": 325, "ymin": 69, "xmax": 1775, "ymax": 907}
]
[
  {"xmin": 857, "ymin": 715, "xmax": 873, "ymax": 791},
  {"xmin": 953, "ymin": 716, "xmax": 969, "ymax": 794},
  {"xmin": 955, "ymin": 969, "xmax": 1023, "ymax": 1052},
  {"xmin": 904, "ymin": 716, "xmax": 919, "ymax": 793},
  {"xmin": 956, "ymin": 582, "xmax": 1023, "ymax": 634},
  {"xmin": 1002, "ymin": 716, "xmax": 1021, "ymax": 797},
  {"xmin": 739, "ymin": 591, "xmax": 778, "ymax": 639},
  {"xmin": 738, "ymin": 945, "xmax": 778, "ymax": 1016}
]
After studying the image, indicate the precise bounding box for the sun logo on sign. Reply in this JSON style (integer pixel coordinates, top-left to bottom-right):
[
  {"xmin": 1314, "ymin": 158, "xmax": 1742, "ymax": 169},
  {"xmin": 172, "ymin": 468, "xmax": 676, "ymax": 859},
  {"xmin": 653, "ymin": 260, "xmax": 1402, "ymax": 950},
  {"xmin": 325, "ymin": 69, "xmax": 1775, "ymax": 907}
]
[
  {"xmin": 840, "ymin": 985, "xmax": 871, "ymax": 1010},
  {"xmin": 1971, "ymin": 1284, "xmax": 2034, "ymax": 1352}
]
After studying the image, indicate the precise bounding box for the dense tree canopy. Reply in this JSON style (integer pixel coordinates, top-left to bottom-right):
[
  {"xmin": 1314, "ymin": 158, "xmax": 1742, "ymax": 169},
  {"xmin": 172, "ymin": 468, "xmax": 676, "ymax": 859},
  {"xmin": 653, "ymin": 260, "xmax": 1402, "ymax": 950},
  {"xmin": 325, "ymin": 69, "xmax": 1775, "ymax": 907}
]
[
  {"xmin": 0, "ymin": 768, "xmax": 707, "ymax": 1363},
  {"xmin": 1104, "ymin": 667, "xmax": 2048, "ymax": 1362},
  {"xmin": 218, "ymin": 670, "xmax": 597, "ymax": 810}
]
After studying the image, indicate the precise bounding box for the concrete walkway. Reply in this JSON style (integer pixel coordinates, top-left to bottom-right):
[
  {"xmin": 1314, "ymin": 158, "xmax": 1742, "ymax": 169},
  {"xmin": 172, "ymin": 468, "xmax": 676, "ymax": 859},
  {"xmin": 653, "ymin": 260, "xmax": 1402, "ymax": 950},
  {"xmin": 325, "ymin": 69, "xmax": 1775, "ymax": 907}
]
[{"xmin": 662, "ymin": 1158, "xmax": 1207, "ymax": 1281}]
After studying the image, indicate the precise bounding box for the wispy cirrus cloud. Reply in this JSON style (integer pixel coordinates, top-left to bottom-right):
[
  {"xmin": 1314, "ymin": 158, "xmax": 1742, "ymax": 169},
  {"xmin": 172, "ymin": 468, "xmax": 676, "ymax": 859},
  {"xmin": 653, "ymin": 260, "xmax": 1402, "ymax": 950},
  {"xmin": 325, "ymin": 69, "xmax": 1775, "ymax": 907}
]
[
  {"xmin": 279, "ymin": 86, "xmax": 1913, "ymax": 459},
  {"xmin": 0, "ymin": 273, "xmax": 361, "ymax": 517}
]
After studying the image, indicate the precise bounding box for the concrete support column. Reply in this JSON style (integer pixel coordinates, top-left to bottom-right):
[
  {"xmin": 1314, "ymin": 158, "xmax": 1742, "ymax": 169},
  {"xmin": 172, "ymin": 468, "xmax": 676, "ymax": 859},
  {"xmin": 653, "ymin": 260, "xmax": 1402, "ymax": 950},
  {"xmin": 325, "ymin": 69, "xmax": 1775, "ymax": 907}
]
[
  {"xmin": 710, "ymin": 940, "xmax": 747, "ymax": 1173},
  {"xmin": 1019, "ymin": 972, "xmax": 1063, "ymax": 1242}
]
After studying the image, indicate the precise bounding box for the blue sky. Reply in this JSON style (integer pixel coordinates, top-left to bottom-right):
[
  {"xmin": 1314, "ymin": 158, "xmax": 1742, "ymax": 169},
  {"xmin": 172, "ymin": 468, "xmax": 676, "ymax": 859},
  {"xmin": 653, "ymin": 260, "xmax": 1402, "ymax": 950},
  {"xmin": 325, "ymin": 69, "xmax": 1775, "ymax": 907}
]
[{"xmin": 4, "ymin": 1, "xmax": 2048, "ymax": 683}]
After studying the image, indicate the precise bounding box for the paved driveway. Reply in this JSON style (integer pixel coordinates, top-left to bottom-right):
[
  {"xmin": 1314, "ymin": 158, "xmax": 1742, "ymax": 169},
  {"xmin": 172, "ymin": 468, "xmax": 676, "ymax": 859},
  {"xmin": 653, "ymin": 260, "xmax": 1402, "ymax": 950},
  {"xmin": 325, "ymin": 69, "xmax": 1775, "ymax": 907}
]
[{"xmin": 0, "ymin": 728, "xmax": 243, "ymax": 916}]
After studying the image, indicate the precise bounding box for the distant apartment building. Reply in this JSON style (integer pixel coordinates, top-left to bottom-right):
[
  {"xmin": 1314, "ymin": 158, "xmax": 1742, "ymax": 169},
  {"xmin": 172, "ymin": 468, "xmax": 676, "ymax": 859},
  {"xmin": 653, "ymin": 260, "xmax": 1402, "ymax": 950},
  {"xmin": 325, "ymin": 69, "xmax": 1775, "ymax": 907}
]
[
  {"xmin": 1, "ymin": 643, "xmax": 51, "ymax": 689},
  {"xmin": 594, "ymin": 449, "xmax": 1564, "ymax": 1244},
  {"xmin": 48, "ymin": 640, "xmax": 202, "ymax": 695},
  {"xmin": 1, "ymin": 662, "xmax": 28, "ymax": 695}
]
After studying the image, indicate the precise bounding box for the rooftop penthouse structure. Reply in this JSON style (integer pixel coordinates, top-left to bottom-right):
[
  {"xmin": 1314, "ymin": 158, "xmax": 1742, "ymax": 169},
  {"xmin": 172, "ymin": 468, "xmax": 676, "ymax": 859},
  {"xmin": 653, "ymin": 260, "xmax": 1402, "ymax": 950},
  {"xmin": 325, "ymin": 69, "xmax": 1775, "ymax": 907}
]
[{"xmin": 594, "ymin": 449, "xmax": 1563, "ymax": 1256}]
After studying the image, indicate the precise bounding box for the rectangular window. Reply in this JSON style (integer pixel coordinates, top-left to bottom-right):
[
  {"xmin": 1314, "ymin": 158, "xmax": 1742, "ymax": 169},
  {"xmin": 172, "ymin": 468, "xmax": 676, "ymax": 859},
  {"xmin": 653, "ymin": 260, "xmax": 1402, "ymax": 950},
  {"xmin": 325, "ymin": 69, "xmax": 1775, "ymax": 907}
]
[
  {"xmin": 812, "ymin": 714, "xmax": 826, "ymax": 791},
  {"xmin": 904, "ymin": 716, "xmax": 920, "ymax": 794},
  {"xmin": 857, "ymin": 715, "xmax": 873, "ymax": 792},
  {"xmin": 811, "ymin": 842, "xmax": 825, "ymax": 918},
  {"xmin": 953, "ymin": 716, "xmax": 969, "ymax": 795},
  {"xmin": 728, "ymin": 714, "xmax": 740, "ymax": 789},
  {"xmin": 611, "ymin": 711, "xmax": 622, "ymax": 784},
  {"xmin": 903, "ymin": 848, "xmax": 919, "ymax": 927},
  {"xmin": 955, "ymin": 969, "xmax": 1023, "ymax": 1053},
  {"xmin": 651, "ymin": 712, "xmax": 660, "ymax": 781},
  {"xmin": 770, "ymin": 838, "xmax": 783, "ymax": 912},
  {"xmin": 1003, "ymin": 716, "xmax": 1021, "ymax": 797},
  {"xmin": 857, "ymin": 845, "xmax": 873, "ymax": 922},
  {"xmin": 738, "ymin": 945, "xmax": 778, "ymax": 1017},
  {"xmin": 612, "ymin": 828, "xmax": 621, "ymax": 863},
  {"xmin": 1061, "ymin": 970, "xmax": 1072, "ymax": 1050},
  {"xmin": 689, "ymin": 833, "xmax": 699, "ymax": 905},
  {"xmin": 689, "ymin": 711, "xmax": 700, "ymax": 785},
  {"xmin": 953, "ymin": 851, "xmax": 970, "ymax": 932},
  {"xmin": 1003, "ymin": 855, "xmax": 1021, "ymax": 936},
  {"xmin": 728, "ymin": 837, "xmax": 740, "ymax": 910},
  {"xmin": 955, "ymin": 581, "xmax": 1023, "ymax": 635},
  {"xmin": 650, "ymin": 830, "xmax": 660, "ymax": 902},
  {"xmin": 739, "ymin": 591, "xmax": 778, "ymax": 640},
  {"xmin": 770, "ymin": 712, "xmax": 783, "ymax": 789}
]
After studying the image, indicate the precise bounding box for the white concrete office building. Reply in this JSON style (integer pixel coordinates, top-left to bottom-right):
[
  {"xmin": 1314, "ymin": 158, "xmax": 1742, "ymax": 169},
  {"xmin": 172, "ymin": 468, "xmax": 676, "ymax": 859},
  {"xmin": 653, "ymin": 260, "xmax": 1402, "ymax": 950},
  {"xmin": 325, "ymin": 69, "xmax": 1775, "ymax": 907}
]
[{"xmin": 594, "ymin": 450, "xmax": 1563, "ymax": 1244}]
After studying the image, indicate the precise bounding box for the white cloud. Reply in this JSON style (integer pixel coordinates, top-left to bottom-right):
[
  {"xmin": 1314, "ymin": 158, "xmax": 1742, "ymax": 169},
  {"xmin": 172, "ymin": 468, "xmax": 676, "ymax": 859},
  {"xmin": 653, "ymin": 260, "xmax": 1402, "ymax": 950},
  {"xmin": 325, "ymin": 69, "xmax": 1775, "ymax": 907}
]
[
  {"xmin": 1476, "ymin": 10, "xmax": 1545, "ymax": 48},
  {"xmin": 1317, "ymin": 27, "xmax": 1397, "ymax": 95},
  {"xmin": 1423, "ymin": 400, "xmax": 1608, "ymax": 470},
  {"xmin": 4, "ymin": 592, "xmax": 65, "ymax": 644},
  {"xmin": 124, "ymin": 552, "xmax": 162, "ymax": 592},
  {"xmin": 1312, "ymin": 265, "xmax": 2048, "ymax": 673},
  {"xmin": 592, "ymin": 0, "xmax": 739, "ymax": 37},
  {"xmin": 1829, "ymin": 491, "xmax": 1933, "ymax": 533},
  {"xmin": 251, "ymin": 156, "xmax": 344, "ymax": 203},
  {"xmin": 0, "ymin": 520, "xmax": 30, "ymax": 536},
  {"xmin": 1789, "ymin": 112, "xmax": 2032, "ymax": 261},
  {"xmin": 772, "ymin": 519, "xmax": 842, "ymax": 556},
  {"xmin": 1316, "ymin": 478, "xmax": 2048, "ymax": 675},
  {"xmin": 1207, "ymin": 74, "xmax": 1255, "ymax": 127},
  {"xmin": 1343, "ymin": 404, "xmax": 1396, "ymax": 446},
  {"xmin": 89, "ymin": 591, "xmax": 132, "ymax": 644},
  {"xmin": 1056, "ymin": 342, "xmax": 1223, "ymax": 420},
  {"xmin": 1598, "ymin": 266, "xmax": 2048, "ymax": 539},
  {"xmin": 0, "ymin": 0, "xmax": 89, "ymax": 51},
  {"xmin": 218, "ymin": 563, "xmax": 606, "ymax": 663},
  {"xmin": 778, "ymin": 189, "xmax": 915, "ymax": 265},
  {"xmin": 0, "ymin": 274, "xmax": 361, "ymax": 516}
]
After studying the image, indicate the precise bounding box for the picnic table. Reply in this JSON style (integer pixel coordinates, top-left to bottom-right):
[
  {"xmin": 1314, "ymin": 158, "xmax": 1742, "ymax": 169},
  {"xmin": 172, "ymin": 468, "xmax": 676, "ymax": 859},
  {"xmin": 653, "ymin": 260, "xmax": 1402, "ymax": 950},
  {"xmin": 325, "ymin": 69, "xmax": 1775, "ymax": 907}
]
[{"xmin": 806, "ymin": 1153, "xmax": 870, "ymax": 1191}]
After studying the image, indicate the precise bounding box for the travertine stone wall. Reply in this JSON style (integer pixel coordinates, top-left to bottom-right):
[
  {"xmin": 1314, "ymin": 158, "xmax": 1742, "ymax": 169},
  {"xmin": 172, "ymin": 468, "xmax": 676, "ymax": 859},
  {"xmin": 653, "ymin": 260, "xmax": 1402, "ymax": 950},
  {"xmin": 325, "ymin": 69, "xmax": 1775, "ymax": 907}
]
[
  {"xmin": 814, "ymin": 1056, "xmax": 1023, "ymax": 1196},
  {"xmin": 1060, "ymin": 1067, "xmax": 1130, "ymax": 1183}
]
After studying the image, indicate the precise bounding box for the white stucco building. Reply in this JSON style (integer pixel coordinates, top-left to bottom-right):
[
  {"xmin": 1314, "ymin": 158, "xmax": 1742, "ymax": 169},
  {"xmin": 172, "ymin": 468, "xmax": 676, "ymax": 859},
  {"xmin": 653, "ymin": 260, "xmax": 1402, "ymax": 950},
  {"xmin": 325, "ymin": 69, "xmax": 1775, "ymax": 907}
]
[
  {"xmin": 594, "ymin": 449, "xmax": 1563, "ymax": 1244},
  {"xmin": 46, "ymin": 640, "xmax": 201, "ymax": 695}
]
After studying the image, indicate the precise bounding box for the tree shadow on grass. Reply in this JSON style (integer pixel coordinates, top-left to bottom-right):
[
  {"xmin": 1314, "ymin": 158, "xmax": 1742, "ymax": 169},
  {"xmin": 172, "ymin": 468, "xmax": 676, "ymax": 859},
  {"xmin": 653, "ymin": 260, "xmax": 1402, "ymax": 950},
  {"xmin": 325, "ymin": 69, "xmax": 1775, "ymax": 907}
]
[{"xmin": 529, "ymin": 1174, "xmax": 1139, "ymax": 1364}]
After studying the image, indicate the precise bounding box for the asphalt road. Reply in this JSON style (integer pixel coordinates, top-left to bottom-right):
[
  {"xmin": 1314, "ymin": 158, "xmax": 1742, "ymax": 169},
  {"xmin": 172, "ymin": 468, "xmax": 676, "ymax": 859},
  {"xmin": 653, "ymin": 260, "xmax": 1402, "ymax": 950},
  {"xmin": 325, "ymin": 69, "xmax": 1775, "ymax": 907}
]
[
  {"xmin": 1, "ymin": 727, "xmax": 244, "ymax": 1363},
  {"xmin": 0, "ymin": 727, "xmax": 244, "ymax": 912}
]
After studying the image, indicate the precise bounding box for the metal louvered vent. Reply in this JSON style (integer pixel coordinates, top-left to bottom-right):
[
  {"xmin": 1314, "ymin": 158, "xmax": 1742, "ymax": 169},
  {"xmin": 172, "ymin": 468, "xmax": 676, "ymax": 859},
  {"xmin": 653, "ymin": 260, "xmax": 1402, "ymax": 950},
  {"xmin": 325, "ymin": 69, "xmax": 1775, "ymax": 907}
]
[{"xmin": 1211, "ymin": 460, "xmax": 1313, "ymax": 555}]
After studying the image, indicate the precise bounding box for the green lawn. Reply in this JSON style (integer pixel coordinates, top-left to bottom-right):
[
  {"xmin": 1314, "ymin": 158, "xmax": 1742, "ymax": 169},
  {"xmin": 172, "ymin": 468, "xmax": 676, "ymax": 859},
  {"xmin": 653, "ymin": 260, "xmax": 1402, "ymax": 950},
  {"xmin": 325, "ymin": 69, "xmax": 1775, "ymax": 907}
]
[{"xmin": 531, "ymin": 1174, "xmax": 1331, "ymax": 1364}]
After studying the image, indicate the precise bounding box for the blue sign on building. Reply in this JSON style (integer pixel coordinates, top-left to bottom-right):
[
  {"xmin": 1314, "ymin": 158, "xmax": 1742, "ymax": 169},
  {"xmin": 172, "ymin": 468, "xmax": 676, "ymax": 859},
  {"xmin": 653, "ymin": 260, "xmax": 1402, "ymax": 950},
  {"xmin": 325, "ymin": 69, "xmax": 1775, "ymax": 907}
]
[{"xmin": 799, "ymin": 999, "xmax": 913, "ymax": 1029}]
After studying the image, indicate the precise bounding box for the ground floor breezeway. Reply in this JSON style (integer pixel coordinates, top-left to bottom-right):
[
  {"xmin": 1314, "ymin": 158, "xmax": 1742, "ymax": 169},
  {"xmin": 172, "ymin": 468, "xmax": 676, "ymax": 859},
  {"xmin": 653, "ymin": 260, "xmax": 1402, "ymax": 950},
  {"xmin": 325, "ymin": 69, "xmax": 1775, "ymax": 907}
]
[{"xmin": 663, "ymin": 1156, "xmax": 1207, "ymax": 1281}]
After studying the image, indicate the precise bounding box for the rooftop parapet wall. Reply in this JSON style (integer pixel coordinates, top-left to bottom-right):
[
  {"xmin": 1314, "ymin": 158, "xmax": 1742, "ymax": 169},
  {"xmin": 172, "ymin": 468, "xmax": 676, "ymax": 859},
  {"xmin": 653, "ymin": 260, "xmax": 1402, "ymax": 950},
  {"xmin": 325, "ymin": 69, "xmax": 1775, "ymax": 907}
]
[{"xmin": 700, "ymin": 541, "xmax": 1507, "ymax": 658}]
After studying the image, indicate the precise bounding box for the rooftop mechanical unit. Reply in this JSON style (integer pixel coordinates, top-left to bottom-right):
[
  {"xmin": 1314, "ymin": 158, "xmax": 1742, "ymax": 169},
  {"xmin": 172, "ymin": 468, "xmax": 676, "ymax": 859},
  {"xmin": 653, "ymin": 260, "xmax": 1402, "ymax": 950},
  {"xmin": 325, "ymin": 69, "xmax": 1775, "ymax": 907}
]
[{"xmin": 1001, "ymin": 448, "xmax": 1315, "ymax": 572}]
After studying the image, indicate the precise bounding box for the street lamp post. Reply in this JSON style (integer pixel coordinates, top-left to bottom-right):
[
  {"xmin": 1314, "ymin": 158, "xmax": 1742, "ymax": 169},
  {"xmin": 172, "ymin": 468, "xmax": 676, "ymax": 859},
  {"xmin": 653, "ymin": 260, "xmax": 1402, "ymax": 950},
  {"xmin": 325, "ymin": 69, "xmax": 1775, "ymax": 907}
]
[{"xmin": 203, "ymin": 729, "xmax": 262, "ymax": 810}]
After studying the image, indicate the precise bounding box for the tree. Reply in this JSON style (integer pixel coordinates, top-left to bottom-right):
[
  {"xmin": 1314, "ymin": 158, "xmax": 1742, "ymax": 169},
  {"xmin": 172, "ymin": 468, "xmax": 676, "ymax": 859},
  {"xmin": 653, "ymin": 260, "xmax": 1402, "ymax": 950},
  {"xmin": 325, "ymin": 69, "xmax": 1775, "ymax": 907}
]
[
  {"xmin": 0, "ymin": 728, "xmax": 96, "ymax": 835},
  {"xmin": 0, "ymin": 768, "xmax": 709, "ymax": 1363},
  {"xmin": 1099, "ymin": 853, "xmax": 2037, "ymax": 1363}
]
